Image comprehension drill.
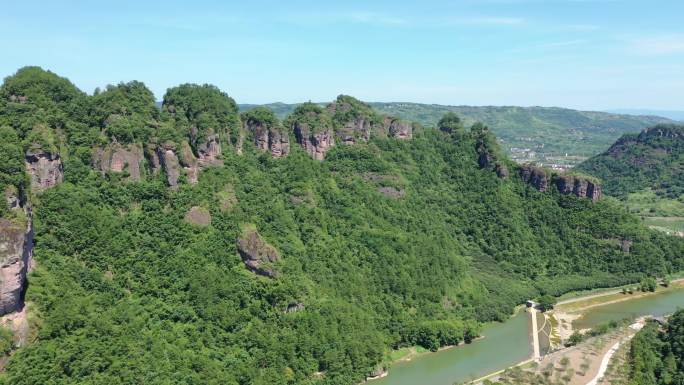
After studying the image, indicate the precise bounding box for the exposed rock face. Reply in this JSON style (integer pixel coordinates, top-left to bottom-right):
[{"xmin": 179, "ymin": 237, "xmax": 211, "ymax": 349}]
[
  {"xmin": 285, "ymin": 302, "xmax": 305, "ymax": 313},
  {"xmin": 245, "ymin": 121, "xmax": 291, "ymax": 158},
  {"xmin": 94, "ymin": 143, "xmax": 145, "ymax": 181},
  {"xmin": 519, "ymin": 165, "xmax": 549, "ymax": 192},
  {"xmin": 158, "ymin": 144, "xmax": 182, "ymax": 188},
  {"xmin": 197, "ymin": 134, "xmax": 223, "ymax": 166},
  {"xmin": 25, "ymin": 147, "xmax": 62, "ymax": 192},
  {"xmin": 336, "ymin": 118, "xmax": 371, "ymax": 144},
  {"xmin": 554, "ymin": 175, "xmax": 602, "ymax": 202},
  {"xmin": 236, "ymin": 227, "xmax": 280, "ymax": 278},
  {"xmin": 384, "ymin": 117, "xmax": 412, "ymax": 140},
  {"xmin": 0, "ymin": 211, "xmax": 32, "ymax": 316},
  {"xmin": 184, "ymin": 206, "xmax": 211, "ymax": 227},
  {"xmin": 293, "ymin": 122, "xmax": 335, "ymax": 161},
  {"xmin": 179, "ymin": 142, "xmax": 199, "ymax": 184},
  {"xmin": 495, "ymin": 163, "xmax": 509, "ymax": 179}
]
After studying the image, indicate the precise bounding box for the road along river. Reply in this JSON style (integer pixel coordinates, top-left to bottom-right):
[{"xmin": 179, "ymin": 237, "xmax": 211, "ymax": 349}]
[{"xmin": 375, "ymin": 287, "xmax": 684, "ymax": 385}]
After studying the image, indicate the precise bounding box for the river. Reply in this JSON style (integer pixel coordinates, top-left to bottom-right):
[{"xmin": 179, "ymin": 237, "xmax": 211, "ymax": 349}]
[
  {"xmin": 375, "ymin": 287, "xmax": 684, "ymax": 385},
  {"xmin": 573, "ymin": 287, "xmax": 684, "ymax": 329}
]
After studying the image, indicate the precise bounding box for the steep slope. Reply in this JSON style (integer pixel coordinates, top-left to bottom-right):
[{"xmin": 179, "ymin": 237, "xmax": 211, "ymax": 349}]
[
  {"xmin": 576, "ymin": 124, "xmax": 684, "ymax": 198},
  {"xmin": 0, "ymin": 67, "xmax": 683, "ymax": 385},
  {"xmin": 240, "ymin": 102, "xmax": 673, "ymax": 167}
]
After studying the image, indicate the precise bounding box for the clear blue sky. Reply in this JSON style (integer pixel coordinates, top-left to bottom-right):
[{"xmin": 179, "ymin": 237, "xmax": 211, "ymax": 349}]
[{"xmin": 2, "ymin": 0, "xmax": 683, "ymax": 110}]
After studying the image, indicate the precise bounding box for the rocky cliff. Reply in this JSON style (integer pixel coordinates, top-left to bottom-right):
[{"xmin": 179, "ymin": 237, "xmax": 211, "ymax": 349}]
[
  {"xmin": 289, "ymin": 103, "xmax": 336, "ymax": 160},
  {"xmin": 384, "ymin": 117, "xmax": 412, "ymax": 140},
  {"xmin": 554, "ymin": 175, "xmax": 602, "ymax": 202},
  {"xmin": 519, "ymin": 165, "xmax": 549, "ymax": 192},
  {"xmin": 25, "ymin": 147, "xmax": 62, "ymax": 192},
  {"xmin": 0, "ymin": 206, "xmax": 32, "ymax": 317},
  {"xmin": 242, "ymin": 107, "xmax": 291, "ymax": 158},
  {"xmin": 520, "ymin": 165, "xmax": 602, "ymax": 201},
  {"xmin": 196, "ymin": 134, "xmax": 223, "ymax": 166},
  {"xmin": 327, "ymin": 95, "xmax": 378, "ymax": 144},
  {"xmin": 93, "ymin": 143, "xmax": 145, "ymax": 181},
  {"xmin": 236, "ymin": 226, "xmax": 280, "ymax": 278}
]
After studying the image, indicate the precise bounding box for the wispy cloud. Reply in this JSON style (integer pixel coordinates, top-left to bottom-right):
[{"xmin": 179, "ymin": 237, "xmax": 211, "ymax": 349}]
[
  {"xmin": 629, "ymin": 34, "xmax": 684, "ymax": 55},
  {"xmin": 562, "ymin": 24, "xmax": 600, "ymax": 32},
  {"xmin": 447, "ymin": 16, "xmax": 525, "ymax": 26},
  {"xmin": 346, "ymin": 12, "xmax": 406, "ymax": 26}
]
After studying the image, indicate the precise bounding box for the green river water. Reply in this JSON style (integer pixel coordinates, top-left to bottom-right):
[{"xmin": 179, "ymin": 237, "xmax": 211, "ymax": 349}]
[{"xmin": 376, "ymin": 287, "xmax": 684, "ymax": 385}]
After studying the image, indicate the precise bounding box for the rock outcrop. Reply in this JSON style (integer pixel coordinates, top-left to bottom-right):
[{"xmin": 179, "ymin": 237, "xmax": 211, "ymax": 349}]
[
  {"xmin": 384, "ymin": 117, "xmax": 412, "ymax": 140},
  {"xmin": 244, "ymin": 120, "xmax": 290, "ymax": 158},
  {"xmin": 184, "ymin": 206, "xmax": 211, "ymax": 227},
  {"xmin": 156, "ymin": 142, "xmax": 200, "ymax": 188},
  {"xmin": 554, "ymin": 175, "xmax": 602, "ymax": 202},
  {"xmin": 294, "ymin": 123, "xmax": 335, "ymax": 161},
  {"xmin": 0, "ymin": 209, "xmax": 32, "ymax": 316},
  {"xmin": 520, "ymin": 165, "xmax": 549, "ymax": 192},
  {"xmin": 196, "ymin": 134, "xmax": 223, "ymax": 166},
  {"xmin": 25, "ymin": 147, "xmax": 62, "ymax": 192},
  {"xmin": 179, "ymin": 142, "xmax": 199, "ymax": 184},
  {"xmin": 327, "ymin": 96, "xmax": 376, "ymax": 144},
  {"xmin": 158, "ymin": 143, "xmax": 182, "ymax": 187},
  {"xmin": 236, "ymin": 226, "xmax": 280, "ymax": 278},
  {"xmin": 93, "ymin": 143, "xmax": 145, "ymax": 181}
]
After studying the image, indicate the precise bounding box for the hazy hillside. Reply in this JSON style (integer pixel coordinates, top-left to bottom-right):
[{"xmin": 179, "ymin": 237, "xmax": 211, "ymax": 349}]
[
  {"xmin": 608, "ymin": 109, "xmax": 684, "ymax": 122},
  {"xmin": 577, "ymin": 124, "xmax": 684, "ymax": 198},
  {"xmin": 577, "ymin": 124, "xmax": 684, "ymax": 234},
  {"xmin": 240, "ymin": 102, "xmax": 673, "ymax": 168}
]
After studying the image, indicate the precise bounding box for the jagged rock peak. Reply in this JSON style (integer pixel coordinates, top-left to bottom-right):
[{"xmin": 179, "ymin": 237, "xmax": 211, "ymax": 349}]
[
  {"xmin": 25, "ymin": 146, "xmax": 62, "ymax": 192},
  {"xmin": 288, "ymin": 102, "xmax": 335, "ymax": 160},
  {"xmin": 241, "ymin": 107, "xmax": 290, "ymax": 158},
  {"xmin": 519, "ymin": 165, "xmax": 549, "ymax": 192},
  {"xmin": 236, "ymin": 225, "xmax": 281, "ymax": 278},
  {"xmin": 161, "ymin": 83, "xmax": 239, "ymax": 156},
  {"xmin": 327, "ymin": 95, "xmax": 383, "ymax": 144}
]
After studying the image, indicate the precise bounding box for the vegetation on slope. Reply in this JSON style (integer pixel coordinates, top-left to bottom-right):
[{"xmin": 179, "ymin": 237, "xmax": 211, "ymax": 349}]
[
  {"xmin": 577, "ymin": 124, "xmax": 684, "ymax": 199},
  {"xmin": 628, "ymin": 310, "xmax": 684, "ymax": 385},
  {"xmin": 0, "ymin": 67, "xmax": 683, "ymax": 385}
]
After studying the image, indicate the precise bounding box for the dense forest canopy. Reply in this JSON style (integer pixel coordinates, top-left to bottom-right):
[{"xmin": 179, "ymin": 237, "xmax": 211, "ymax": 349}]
[
  {"xmin": 577, "ymin": 124, "xmax": 684, "ymax": 198},
  {"xmin": 0, "ymin": 66, "xmax": 683, "ymax": 385},
  {"xmin": 628, "ymin": 310, "xmax": 684, "ymax": 385}
]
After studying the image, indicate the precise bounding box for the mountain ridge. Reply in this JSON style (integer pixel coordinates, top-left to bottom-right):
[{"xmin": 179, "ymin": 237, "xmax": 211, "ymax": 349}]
[{"xmin": 239, "ymin": 102, "xmax": 674, "ymax": 168}]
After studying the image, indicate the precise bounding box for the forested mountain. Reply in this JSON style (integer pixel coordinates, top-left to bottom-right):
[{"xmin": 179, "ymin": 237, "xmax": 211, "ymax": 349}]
[
  {"xmin": 628, "ymin": 310, "xmax": 684, "ymax": 385},
  {"xmin": 576, "ymin": 124, "xmax": 684, "ymax": 198},
  {"xmin": 1, "ymin": 67, "xmax": 683, "ymax": 385},
  {"xmin": 240, "ymin": 102, "xmax": 673, "ymax": 167}
]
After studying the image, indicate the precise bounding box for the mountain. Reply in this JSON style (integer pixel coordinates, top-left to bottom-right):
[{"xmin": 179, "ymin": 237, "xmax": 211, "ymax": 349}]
[
  {"xmin": 240, "ymin": 102, "xmax": 674, "ymax": 168},
  {"xmin": 576, "ymin": 124, "xmax": 684, "ymax": 199},
  {"xmin": 1, "ymin": 67, "xmax": 683, "ymax": 385},
  {"xmin": 608, "ymin": 109, "xmax": 684, "ymax": 122}
]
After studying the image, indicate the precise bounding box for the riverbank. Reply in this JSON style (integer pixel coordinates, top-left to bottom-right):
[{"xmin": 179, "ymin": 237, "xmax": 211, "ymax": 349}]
[{"xmin": 553, "ymin": 279, "xmax": 684, "ymax": 341}]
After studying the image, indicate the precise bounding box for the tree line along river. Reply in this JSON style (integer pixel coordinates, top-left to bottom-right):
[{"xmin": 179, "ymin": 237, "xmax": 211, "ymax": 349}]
[{"xmin": 374, "ymin": 287, "xmax": 684, "ymax": 385}]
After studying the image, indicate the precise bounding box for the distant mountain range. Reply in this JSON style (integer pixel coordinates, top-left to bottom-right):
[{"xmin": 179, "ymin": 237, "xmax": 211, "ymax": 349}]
[
  {"xmin": 607, "ymin": 109, "xmax": 684, "ymax": 122},
  {"xmin": 240, "ymin": 102, "xmax": 674, "ymax": 168}
]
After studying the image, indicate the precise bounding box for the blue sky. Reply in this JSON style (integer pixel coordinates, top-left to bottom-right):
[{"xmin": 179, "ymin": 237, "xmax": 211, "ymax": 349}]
[{"xmin": 1, "ymin": 0, "xmax": 683, "ymax": 110}]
